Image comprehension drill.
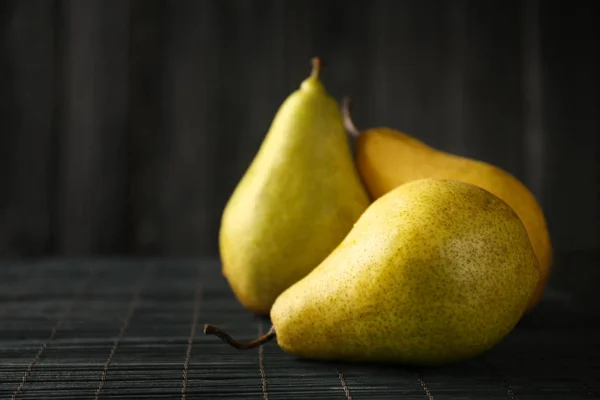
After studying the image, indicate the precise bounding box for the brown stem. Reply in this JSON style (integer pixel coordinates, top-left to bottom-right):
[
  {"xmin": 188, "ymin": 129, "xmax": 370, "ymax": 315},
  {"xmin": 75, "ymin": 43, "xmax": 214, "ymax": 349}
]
[
  {"xmin": 203, "ymin": 324, "xmax": 276, "ymax": 350},
  {"xmin": 310, "ymin": 57, "xmax": 322, "ymax": 80},
  {"xmin": 341, "ymin": 97, "xmax": 361, "ymax": 138}
]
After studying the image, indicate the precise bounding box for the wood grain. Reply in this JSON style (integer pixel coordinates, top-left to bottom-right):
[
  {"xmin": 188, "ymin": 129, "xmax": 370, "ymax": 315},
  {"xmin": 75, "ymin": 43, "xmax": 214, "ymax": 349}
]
[{"xmin": 0, "ymin": 0, "xmax": 597, "ymax": 257}]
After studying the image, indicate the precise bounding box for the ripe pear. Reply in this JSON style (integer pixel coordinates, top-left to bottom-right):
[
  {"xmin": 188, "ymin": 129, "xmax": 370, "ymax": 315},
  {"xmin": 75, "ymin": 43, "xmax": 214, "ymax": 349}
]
[
  {"xmin": 342, "ymin": 100, "xmax": 551, "ymax": 312},
  {"xmin": 205, "ymin": 179, "xmax": 539, "ymax": 366},
  {"xmin": 219, "ymin": 58, "xmax": 370, "ymax": 315}
]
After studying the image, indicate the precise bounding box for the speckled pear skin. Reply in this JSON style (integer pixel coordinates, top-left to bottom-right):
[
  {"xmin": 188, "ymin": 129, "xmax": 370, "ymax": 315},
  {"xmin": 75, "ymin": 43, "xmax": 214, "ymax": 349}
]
[
  {"xmin": 219, "ymin": 58, "xmax": 370, "ymax": 315},
  {"xmin": 270, "ymin": 179, "xmax": 539, "ymax": 366},
  {"xmin": 355, "ymin": 128, "xmax": 551, "ymax": 312}
]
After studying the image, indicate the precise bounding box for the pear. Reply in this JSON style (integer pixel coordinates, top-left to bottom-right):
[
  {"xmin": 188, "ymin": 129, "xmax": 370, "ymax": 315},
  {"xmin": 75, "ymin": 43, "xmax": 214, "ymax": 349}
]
[
  {"xmin": 219, "ymin": 58, "xmax": 370, "ymax": 315},
  {"xmin": 205, "ymin": 179, "xmax": 539, "ymax": 366},
  {"xmin": 342, "ymin": 99, "xmax": 551, "ymax": 312}
]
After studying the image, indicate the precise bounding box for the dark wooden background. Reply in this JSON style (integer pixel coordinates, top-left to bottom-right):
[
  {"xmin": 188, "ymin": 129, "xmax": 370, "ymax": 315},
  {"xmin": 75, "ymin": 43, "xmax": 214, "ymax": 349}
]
[{"xmin": 0, "ymin": 0, "xmax": 597, "ymax": 258}]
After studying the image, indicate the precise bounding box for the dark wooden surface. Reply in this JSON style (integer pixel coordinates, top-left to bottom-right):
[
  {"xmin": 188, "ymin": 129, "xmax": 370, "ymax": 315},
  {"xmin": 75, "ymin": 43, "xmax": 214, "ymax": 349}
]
[
  {"xmin": 1, "ymin": 0, "xmax": 598, "ymax": 258},
  {"xmin": 0, "ymin": 254, "xmax": 599, "ymax": 399}
]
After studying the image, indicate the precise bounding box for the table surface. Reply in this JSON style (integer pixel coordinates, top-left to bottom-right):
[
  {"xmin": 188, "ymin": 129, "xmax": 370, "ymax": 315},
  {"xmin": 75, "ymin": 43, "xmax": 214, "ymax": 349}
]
[{"xmin": 0, "ymin": 254, "xmax": 598, "ymax": 399}]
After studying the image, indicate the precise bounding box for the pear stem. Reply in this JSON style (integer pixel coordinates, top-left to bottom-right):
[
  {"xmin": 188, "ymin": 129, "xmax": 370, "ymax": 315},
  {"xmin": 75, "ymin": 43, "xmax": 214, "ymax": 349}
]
[
  {"xmin": 310, "ymin": 57, "xmax": 322, "ymax": 80},
  {"xmin": 341, "ymin": 97, "xmax": 361, "ymax": 138},
  {"xmin": 203, "ymin": 324, "xmax": 276, "ymax": 350}
]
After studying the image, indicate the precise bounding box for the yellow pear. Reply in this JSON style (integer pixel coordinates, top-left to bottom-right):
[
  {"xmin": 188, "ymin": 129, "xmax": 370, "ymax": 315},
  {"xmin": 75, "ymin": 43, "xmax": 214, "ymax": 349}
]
[
  {"xmin": 205, "ymin": 179, "xmax": 539, "ymax": 366},
  {"xmin": 343, "ymin": 100, "xmax": 551, "ymax": 312},
  {"xmin": 219, "ymin": 58, "xmax": 370, "ymax": 315}
]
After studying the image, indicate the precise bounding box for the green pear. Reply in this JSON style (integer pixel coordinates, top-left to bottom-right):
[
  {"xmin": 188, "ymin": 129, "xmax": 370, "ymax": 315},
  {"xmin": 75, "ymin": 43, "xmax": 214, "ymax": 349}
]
[
  {"xmin": 219, "ymin": 57, "xmax": 370, "ymax": 315},
  {"xmin": 206, "ymin": 179, "xmax": 539, "ymax": 366}
]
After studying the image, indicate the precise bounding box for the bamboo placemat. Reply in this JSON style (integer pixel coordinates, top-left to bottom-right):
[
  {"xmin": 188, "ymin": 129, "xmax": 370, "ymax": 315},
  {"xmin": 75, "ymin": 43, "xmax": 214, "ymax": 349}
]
[{"xmin": 0, "ymin": 255, "xmax": 598, "ymax": 399}]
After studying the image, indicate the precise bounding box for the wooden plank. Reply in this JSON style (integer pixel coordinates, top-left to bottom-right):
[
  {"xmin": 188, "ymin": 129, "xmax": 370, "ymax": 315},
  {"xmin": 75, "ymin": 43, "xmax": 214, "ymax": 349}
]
[
  {"xmin": 345, "ymin": 0, "xmax": 470, "ymax": 155},
  {"xmin": 521, "ymin": 0, "xmax": 545, "ymax": 199},
  {"xmin": 0, "ymin": 0, "xmax": 56, "ymax": 257},
  {"xmin": 538, "ymin": 1, "xmax": 598, "ymax": 252},
  {"xmin": 129, "ymin": 0, "xmax": 164, "ymax": 255},
  {"xmin": 156, "ymin": 0, "xmax": 220, "ymax": 255},
  {"xmin": 462, "ymin": 0, "xmax": 525, "ymax": 178},
  {"xmin": 55, "ymin": 0, "xmax": 131, "ymax": 255}
]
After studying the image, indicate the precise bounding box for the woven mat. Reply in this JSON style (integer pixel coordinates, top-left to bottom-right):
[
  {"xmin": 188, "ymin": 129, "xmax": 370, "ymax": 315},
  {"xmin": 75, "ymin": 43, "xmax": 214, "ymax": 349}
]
[{"xmin": 0, "ymin": 255, "xmax": 598, "ymax": 399}]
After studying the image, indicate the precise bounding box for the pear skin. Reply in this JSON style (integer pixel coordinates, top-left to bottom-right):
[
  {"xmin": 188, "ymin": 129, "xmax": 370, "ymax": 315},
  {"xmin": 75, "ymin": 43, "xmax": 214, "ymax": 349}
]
[
  {"xmin": 343, "ymin": 102, "xmax": 551, "ymax": 312},
  {"xmin": 268, "ymin": 179, "xmax": 539, "ymax": 366},
  {"xmin": 219, "ymin": 59, "xmax": 370, "ymax": 315}
]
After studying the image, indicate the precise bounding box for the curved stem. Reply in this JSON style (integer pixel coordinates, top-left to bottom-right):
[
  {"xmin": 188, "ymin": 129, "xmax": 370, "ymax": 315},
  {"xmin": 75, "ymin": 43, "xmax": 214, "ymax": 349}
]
[
  {"xmin": 203, "ymin": 324, "xmax": 276, "ymax": 350},
  {"xmin": 341, "ymin": 97, "xmax": 361, "ymax": 138},
  {"xmin": 310, "ymin": 57, "xmax": 322, "ymax": 80}
]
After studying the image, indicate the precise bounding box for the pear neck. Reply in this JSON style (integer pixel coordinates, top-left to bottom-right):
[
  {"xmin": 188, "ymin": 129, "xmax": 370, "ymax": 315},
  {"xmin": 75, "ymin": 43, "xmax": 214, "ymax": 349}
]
[
  {"xmin": 300, "ymin": 78, "xmax": 325, "ymax": 92},
  {"xmin": 300, "ymin": 57, "xmax": 325, "ymax": 92}
]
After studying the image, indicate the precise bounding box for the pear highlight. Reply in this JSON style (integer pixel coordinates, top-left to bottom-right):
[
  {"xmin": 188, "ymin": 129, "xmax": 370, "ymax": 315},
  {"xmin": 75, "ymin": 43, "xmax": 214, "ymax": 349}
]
[
  {"xmin": 207, "ymin": 179, "xmax": 540, "ymax": 366},
  {"xmin": 342, "ymin": 98, "xmax": 551, "ymax": 312},
  {"xmin": 218, "ymin": 58, "xmax": 370, "ymax": 315}
]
